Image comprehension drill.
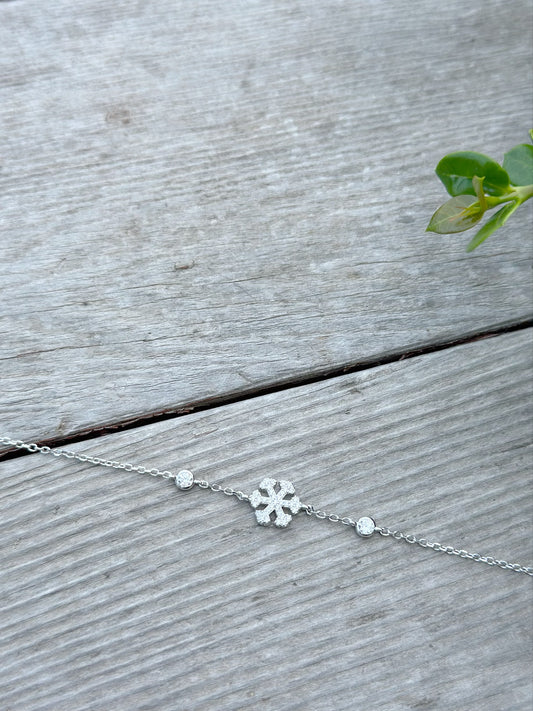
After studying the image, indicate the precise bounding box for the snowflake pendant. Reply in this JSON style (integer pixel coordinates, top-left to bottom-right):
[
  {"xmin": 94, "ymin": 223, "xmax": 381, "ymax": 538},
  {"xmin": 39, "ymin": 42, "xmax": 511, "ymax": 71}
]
[{"xmin": 249, "ymin": 478, "xmax": 302, "ymax": 528}]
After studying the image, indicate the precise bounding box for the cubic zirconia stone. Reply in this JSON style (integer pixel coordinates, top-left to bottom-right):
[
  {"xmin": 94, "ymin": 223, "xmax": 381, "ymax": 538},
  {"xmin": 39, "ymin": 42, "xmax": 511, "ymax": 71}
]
[
  {"xmin": 175, "ymin": 470, "xmax": 194, "ymax": 490},
  {"xmin": 356, "ymin": 516, "xmax": 376, "ymax": 538}
]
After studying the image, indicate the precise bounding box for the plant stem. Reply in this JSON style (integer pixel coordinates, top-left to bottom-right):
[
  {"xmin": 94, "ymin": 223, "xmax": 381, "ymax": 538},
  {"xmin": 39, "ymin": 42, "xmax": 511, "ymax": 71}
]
[
  {"xmin": 513, "ymin": 184, "xmax": 533, "ymax": 202},
  {"xmin": 485, "ymin": 185, "xmax": 533, "ymax": 209}
]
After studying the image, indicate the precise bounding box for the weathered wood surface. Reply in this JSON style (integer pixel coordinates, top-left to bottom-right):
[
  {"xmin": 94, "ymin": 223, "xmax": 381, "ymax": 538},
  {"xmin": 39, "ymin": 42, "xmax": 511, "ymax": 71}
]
[
  {"xmin": 1, "ymin": 330, "xmax": 531, "ymax": 711},
  {"xmin": 1, "ymin": 0, "xmax": 532, "ymax": 443}
]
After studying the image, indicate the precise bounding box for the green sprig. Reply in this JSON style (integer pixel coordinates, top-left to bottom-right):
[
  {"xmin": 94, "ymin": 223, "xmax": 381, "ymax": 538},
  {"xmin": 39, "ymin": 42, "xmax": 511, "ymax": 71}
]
[{"xmin": 426, "ymin": 131, "xmax": 533, "ymax": 251}]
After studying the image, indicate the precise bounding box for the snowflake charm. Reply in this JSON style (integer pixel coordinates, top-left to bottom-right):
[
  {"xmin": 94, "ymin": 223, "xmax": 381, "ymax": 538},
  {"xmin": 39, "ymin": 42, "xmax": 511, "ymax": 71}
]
[{"xmin": 249, "ymin": 478, "xmax": 302, "ymax": 528}]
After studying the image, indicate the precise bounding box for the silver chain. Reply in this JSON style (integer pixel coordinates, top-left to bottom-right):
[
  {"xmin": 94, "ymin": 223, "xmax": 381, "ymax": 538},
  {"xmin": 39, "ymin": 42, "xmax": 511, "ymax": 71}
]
[
  {"xmin": 301, "ymin": 502, "xmax": 533, "ymax": 576},
  {"xmin": 195, "ymin": 479, "xmax": 250, "ymax": 502},
  {"xmin": 1, "ymin": 436, "xmax": 532, "ymax": 576},
  {"xmin": 0, "ymin": 437, "xmax": 177, "ymax": 480},
  {"xmin": 376, "ymin": 526, "xmax": 533, "ymax": 576},
  {"xmin": 301, "ymin": 502, "xmax": 357, "ymax": 528}
]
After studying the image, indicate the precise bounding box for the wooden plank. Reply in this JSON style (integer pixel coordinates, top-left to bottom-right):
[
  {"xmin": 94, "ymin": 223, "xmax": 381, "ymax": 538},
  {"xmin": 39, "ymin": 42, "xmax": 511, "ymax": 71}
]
[
  {"xmin": 1, "ymin": 330, "xmax": 531, "ymax": 710},
  {"xmin": 0, "ymin": 0, "xmax": 532, "ymax": 443}
]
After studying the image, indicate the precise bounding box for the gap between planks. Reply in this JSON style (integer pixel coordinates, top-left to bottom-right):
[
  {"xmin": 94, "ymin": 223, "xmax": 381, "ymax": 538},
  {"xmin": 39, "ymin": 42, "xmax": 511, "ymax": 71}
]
[{"xmin": 2, "ymin": 317, "xmax": 532, "ymax": 459}]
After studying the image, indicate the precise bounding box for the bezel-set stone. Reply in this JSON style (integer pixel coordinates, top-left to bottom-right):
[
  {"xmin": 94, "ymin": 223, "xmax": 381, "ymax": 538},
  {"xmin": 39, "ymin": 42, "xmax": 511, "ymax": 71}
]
[
  {"xmin": 175, "ymin": 469, "xmax": 194, "ymax": 490},
  {"xmin": 356, "ymin": 516, "xmax": 376, "ymax": 538}
]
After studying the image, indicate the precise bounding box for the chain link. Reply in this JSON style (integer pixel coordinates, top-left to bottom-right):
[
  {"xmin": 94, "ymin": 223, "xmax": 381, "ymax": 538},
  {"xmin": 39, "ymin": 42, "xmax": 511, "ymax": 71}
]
[
  {"xmin": 195, "ymin": 478, "xmax": 250, "ymax": 502},
  {"xmin": 376, "ymin": 525, "xmax": 533, "ymax": 576},
  {"xmin": 301, "ymin": 502, "xmax": 356, "ymax": 528}
]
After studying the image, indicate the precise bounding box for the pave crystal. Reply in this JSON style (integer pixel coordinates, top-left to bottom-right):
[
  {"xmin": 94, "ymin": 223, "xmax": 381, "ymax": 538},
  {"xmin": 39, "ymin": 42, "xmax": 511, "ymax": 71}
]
[
  {"xmin": 175, "ymin": 470, "xmax": 194, "ymax": 490},
  {"xmin": 356, "ymin": 516, "xmax": 376, "ymax": 538},
  {"xmin": 249, "ymin": 478, "xmax": 301, "ymax": 528}
]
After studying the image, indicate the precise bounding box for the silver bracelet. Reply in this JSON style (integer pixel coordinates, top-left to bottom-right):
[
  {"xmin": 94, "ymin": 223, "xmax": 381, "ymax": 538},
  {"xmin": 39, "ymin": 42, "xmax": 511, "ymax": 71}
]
[{"xmin": 2, "ymin": 435, "xmax": 532, "ymax": 577}]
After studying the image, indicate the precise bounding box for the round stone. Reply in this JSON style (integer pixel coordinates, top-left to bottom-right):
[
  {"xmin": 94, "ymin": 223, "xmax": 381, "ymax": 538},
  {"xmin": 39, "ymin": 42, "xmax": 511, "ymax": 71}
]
[
  {"xmin": 175, "ymin": 470, "xmax": 194, "ymax": 490},
  {"xmin": 356, "ymin": 516, "xmax": 376, "ymax": 538}
]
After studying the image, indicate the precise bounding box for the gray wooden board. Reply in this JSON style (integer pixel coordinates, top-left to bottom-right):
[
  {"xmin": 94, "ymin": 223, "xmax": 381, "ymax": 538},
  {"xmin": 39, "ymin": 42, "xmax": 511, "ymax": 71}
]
[
  {"xmin": 1, "ymin": 329, "xmax": 532, "ymax": 711},
  {"xmin": 1, "ymin": 0, "xmax": 532, "ymax": 443}
]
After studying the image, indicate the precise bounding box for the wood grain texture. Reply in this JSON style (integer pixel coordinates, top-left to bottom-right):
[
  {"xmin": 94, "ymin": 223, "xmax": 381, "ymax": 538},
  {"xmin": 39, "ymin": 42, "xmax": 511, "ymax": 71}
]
[
  {"xmin": 1, "ymin": 330, "xmax": 531, "ymax": 711},
  {"xmin": 1, "ymin": 0, "xmax": 532, "ymax": 443}
]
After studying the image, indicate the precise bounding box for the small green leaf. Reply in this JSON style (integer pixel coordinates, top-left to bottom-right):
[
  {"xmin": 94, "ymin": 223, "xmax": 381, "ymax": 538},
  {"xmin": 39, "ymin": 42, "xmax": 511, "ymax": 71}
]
[
  {"xmin": 466, "ymin": 200, "xmax": 520, "ymax": 251},
  {"xmin": 529, "ymin": 129, "xmax": 533, "ymax": 144},
  {"xmin": 427, "ymin": 195, "xmax": 483, "ymax": 234},
  {"xmin": 502, "ymin": 143, "xmax": 533, "ymax": 186},
  {"xmin": 436, "ymin": 151, "xmax": 510, "ymax": 197}
]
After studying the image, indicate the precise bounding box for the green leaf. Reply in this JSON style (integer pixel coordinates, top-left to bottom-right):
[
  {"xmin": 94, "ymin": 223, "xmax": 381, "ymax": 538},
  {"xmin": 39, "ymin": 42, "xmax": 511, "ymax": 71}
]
[
  {"xmin": 466, "ymin": 200, "xmax": 520, "ymax": 251},
  {"xmin": 529, "ymin": 129, "xmax": 533, "ymax": 144},
  {"xmin": 436, "ymin": 151, "xmax": 510, "ymax": 197},
  {"xmin": 426, "ymin": 195, "xmax": 484, "ymax": 234},
  {"xmin": 502, "ymin": 144, "xmax": 533, "ymax": 186}
]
